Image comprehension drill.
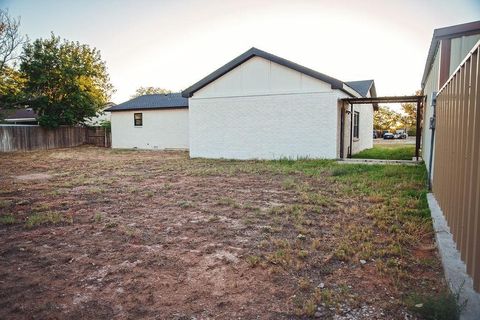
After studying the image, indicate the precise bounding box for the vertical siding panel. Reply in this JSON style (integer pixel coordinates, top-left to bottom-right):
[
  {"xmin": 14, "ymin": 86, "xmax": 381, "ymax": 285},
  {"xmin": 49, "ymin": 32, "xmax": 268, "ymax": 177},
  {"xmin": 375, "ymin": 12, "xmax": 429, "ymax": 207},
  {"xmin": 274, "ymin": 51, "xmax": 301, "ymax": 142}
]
[
  {"xmin": 464, "ymin": 51, "xmax": 477, "ymax": 274},
  {"xmin": 460, "ymin": 58, "xmax": 470, "ymax": 263},
  {"xmin": 433, "ymin": 43, "xmax": 480, "ymax": 291},
  {"xmin": 459, "ymin": 61, "xmax": 470, "ymax": 260},
  {"xmin": 471, "ymin": 48, "xmax": 480, "ymax": 291},
  {"xmin": 448, "ymin": 75, "xmax": 456, "ymax": 228},
  {"xmin": 456, "ymin": 68, "xmax": 464, "ymax": 248},
  {"xmin": 453, "ymin": 72, "xmax": 461, "ymax": 239}
]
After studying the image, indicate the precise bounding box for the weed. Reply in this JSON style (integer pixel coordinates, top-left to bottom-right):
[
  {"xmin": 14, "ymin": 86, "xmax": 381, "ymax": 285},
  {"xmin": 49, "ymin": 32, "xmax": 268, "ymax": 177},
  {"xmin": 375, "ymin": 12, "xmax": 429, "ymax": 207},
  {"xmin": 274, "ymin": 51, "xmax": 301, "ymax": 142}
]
[
  {"xmin": 144, "ymin": 190, "xmax": 155, "ymax": 198},
  {"xmin": 246, "ymin": 255, "xmax": 261, "ymax": 268},
  {"xmin": 105, "ymin": 221, "xmax": 118, "ymax": 228},
  {"xmin": 25, "ymin": 212, "xmax": 66, "ymax": 228},
  {"xmin": 0, "ymin": 214, "xmax": 15, "ymax": 225},
  {"xmin": 33, "ymin": 203, "xmax": 51, "ymax": 212},
  {"xmin": 88, "ymin": 187, "xmax": 103, "ymax": 194},
  {"xmin": 297, "ymin": 250, "xmax": 309, "ymax": 259},
  {"xmin": 282, "ymin": 177, "xmax": 296, "ymax": 190},
  {"xmin": 334, "ymin": 241, "xmax": 354, "ymax": 261},
  {"xmin": 406, "ymin": 289, "xmax": 465, "ymax": 320},
  {"xmin": 208, "ymin": 215, "xmax": 220, "ymax": 222},
  {"xmin": 303, "ymin": 297, "xmax": 317, "ymax": 317},
  {"xmin": 216, "ymin": 197, "xmax": 240, "ymax": 208},
  {"xmin": 320, "ymin": 288, "xmax": 333, "ymax": 306},
  {"xmin": 310, "ymin": 238, "xmax": 322, "ymax": 251},
  {"xmin": 177, "ymin": 200, "xmax": 193, "ymax": 208},
  {"xmin": 298, "ymin": 277, "xmax": 311, "ymax": 291},
  {"xmin": 94, "ymin": 212, "xmax": 103, "ymax": 223}
]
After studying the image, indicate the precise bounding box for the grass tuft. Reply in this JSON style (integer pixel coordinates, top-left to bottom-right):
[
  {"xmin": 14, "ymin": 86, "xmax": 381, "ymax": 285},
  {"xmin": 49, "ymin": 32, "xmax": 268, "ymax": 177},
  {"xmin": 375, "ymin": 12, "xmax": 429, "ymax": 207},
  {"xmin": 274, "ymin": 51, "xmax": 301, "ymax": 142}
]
[
  {"xmin": 0, "ymin": 214, "xmax": 15, "ymax": 225},
  {"xmin": 25, "ymin": 212, "xmax": 69, "ymax": 228},
  {"xmin": 406, "ymin": 289, "xmax": 465, "ymax": 320}
]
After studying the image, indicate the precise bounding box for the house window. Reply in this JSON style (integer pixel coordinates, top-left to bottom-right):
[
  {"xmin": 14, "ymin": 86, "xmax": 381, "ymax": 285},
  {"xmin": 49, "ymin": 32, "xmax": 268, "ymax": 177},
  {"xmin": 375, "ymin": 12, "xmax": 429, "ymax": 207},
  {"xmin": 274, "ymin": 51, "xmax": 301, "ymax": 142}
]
[
  {"xmin": 134, "ymin": 113, "xmax": 143, "ymax": 126},
  {"xmin": 353, "ymin": 111, "xmax": 360, "ymax": 138}
]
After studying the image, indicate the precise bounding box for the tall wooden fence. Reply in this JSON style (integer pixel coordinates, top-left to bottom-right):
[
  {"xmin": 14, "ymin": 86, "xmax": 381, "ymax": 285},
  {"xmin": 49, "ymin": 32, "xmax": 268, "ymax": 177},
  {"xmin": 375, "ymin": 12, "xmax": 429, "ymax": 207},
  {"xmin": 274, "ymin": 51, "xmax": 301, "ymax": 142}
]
[
  {"xmin": 433, "ymin": 41, "xmax": 480, "ymax": 291},
  {"xmin": 86, "ymin": 127, "xmax": 111, "ymax": 148},
  {"xmin": 0, "ymin": 125, "xmax": 110, "ymax": 152}
]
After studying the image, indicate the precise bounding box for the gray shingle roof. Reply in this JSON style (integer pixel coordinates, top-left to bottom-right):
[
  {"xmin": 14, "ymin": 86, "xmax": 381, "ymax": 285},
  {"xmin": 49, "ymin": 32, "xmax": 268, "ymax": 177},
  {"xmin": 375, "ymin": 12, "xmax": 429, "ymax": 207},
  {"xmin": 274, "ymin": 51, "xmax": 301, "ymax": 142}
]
[
  {"xmin": 1, "ymin": 108, "xmax": 37, "ymax": 120},
  {"xmin": 345, "ymin": 80, "xmax": 375, "ymax": 97},
  {"xmin": 106, "ymin": 93, "xmax": 188, "ymax": 112}
]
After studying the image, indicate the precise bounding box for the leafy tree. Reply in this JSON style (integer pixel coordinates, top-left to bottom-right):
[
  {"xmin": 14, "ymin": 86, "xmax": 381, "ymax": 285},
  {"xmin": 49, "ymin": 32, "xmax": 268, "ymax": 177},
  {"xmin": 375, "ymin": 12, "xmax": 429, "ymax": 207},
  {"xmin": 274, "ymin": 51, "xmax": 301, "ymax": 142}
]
[
  {"xmin": 0, "ymin": 65, "xmax": 26, "ymax": 106},
  {"xmin": 400, "ymin": 91, "xmax": 421, "ymax": 132},
  {"xmin": 374, "ymin": 106, "xmax": 403, "ymax": 132},
  {"xmin": 0, "ymin": 9, "xmax": 25, "ymax": 71},
  {"xmin": 400, "ymin": 102, "xmax": 417, "ymax": 130},
  {"xmin": 20, "ymin": 34, "xmax": 113, "ymax": 128},
  {"xmin": 132, "ymin": 86, "xmax": 171, "ymax": 98}
]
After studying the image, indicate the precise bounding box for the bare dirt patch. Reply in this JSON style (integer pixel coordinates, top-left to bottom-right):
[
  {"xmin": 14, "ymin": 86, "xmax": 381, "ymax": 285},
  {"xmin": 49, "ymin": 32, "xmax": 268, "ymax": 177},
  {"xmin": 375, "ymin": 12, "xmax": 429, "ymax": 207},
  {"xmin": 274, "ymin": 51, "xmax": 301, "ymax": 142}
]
[
  {"xmin": 0, "ymin": 146, "xmax": 448, "ymax": 319},
  {"xmin": 14, "ymin": 173, "xmax": 53, "ymax": 181}
]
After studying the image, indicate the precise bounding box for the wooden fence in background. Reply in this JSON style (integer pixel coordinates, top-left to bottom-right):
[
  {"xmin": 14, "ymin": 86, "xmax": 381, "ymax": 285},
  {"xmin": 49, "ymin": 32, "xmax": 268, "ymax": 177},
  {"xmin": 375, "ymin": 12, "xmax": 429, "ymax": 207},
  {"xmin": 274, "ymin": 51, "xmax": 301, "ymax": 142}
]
[
  {"xmin": 433, "ymin": 41, "xmax": 480, "ymax": 291},
  {"xmin": 0, "ymin": 125, "xmax": 110, "ymax": 152},
  {"xmin": 86, "ymin": 127, "xmax": 111, "ymax": 148}
]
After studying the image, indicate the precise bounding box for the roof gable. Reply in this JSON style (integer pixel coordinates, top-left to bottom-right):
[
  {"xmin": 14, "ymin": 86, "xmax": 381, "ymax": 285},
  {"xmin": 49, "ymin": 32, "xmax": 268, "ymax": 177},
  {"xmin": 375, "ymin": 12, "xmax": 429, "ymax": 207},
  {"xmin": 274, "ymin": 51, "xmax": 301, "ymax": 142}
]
[
  {"xmin": 182, "ymin": 47, "xmax": 358, "ymax": 98},
  {"xmin": 346, "ymin": 80, "xmax": 376, "ymax": 98}
]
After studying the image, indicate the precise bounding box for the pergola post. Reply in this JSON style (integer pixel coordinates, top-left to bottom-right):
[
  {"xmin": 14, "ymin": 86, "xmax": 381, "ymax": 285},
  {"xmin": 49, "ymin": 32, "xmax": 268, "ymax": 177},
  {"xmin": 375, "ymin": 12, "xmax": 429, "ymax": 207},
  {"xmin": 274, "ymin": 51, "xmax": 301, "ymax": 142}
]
[
  {"xmin": 349, "ymin": 103, "xmax": 354, "ymax": 158},
  {"xmin": 415, "ymin": 99, "xmax": 422, "ymax": 160}
]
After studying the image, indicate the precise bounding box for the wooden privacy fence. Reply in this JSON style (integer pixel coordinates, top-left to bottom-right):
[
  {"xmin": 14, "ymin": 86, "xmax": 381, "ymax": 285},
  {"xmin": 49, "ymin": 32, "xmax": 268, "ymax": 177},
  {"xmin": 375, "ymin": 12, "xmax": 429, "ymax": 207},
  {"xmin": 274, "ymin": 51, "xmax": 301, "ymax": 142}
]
[
  {"xmin": 0, "ymin": 125, "xmax": 111, "ymax": 152},
  {"xmin": 433, "ymin": 41, "xmax": 480, "ymax": 290},
  {"xmin": 86, "ymin": 127, "xmax": 111, "ymax": 148}
]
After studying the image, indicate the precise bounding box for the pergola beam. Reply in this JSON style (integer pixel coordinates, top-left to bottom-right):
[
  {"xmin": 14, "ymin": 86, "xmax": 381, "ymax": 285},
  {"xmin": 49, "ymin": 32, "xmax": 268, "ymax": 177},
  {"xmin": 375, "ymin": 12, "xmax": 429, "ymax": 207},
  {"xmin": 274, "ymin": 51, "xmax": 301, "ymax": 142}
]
[{"xmin": 342, "ymin": 95, "xmax": 424, "ymax": 104}]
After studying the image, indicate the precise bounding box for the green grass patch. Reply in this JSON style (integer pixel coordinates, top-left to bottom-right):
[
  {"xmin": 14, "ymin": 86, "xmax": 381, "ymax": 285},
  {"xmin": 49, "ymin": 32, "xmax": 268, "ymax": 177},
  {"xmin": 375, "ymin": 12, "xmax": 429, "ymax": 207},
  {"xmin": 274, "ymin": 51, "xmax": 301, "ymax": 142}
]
[
  {"xmin": 0, "ymin": 214, "xmax": 15, "ymax": 225},
  {"xmin": 25, "ymin": 211, "xmax": 70, "ymax": 228},
  {"xmin": 406, "ymin": 289, "xmax": 465, "ymax": 320},
  {"xmin": 352, "ymin": 145, "xmax": 415, "ymax": 160}
]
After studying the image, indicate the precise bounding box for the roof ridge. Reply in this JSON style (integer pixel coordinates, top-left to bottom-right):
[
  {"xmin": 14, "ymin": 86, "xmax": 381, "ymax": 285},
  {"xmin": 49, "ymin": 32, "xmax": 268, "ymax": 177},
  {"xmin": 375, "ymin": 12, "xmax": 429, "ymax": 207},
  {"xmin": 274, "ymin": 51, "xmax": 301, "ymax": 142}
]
[{"xmin": 181, "ymin": 47, "xmax": 355, "ymax": 98}]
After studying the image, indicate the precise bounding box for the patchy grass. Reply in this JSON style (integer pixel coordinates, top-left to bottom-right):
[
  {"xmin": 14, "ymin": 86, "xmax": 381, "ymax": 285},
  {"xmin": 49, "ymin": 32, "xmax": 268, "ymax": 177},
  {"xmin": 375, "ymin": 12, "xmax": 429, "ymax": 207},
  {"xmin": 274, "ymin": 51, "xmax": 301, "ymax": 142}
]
[
  {"xmin": 352, "ymin": 145, "xmax": 416, "ymax": 160},
  {"xmin": 406, "ymin": 289, "xmax": 465, "ymax": 320},
  {"xmin": 0, "ymin": 147, "xmax": 447, "ymax": 319},
  {"xmin": 0, "ymin": 214, "xmax": 15, "ymax": 225},
  {"xmin": 25, "ymin": 211, "xmax": 71, "ymax": 228}
]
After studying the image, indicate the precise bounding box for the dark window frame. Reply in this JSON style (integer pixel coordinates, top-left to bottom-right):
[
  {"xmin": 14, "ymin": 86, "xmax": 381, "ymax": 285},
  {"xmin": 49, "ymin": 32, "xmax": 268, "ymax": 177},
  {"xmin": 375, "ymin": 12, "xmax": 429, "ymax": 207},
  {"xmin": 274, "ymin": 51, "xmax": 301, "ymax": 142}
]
[
  {"xmin": 134, "ymin": 113, "xmax": 143, "ymax": 126},
  {"xmin": 353, "ymin": 111, "xmax": 360, "ymax": 139}
]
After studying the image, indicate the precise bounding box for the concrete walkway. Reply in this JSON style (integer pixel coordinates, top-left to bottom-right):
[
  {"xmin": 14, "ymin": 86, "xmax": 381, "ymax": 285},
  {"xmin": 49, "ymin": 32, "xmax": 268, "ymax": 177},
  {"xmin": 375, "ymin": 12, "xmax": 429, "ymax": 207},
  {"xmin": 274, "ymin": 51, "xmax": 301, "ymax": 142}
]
[
  {"xmin": 427, "ymin": 193, "xmax": 480, "ymax": 320},
  {"xmin": 337, "ymin": 158, "xmax": 421, "ymax": 165}
]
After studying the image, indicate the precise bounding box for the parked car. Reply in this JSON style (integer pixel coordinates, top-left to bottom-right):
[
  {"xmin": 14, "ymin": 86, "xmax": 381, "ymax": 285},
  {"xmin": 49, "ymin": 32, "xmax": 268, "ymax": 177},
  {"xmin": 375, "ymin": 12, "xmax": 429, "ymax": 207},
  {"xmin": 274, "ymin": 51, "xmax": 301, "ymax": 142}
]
[
  {"xmin": 383, "ymin": 132, "xmax": 395, "ymax": 139},
  {"xmin": 395, "ymin": 130, "xmax": 408, "ymax": 139}
]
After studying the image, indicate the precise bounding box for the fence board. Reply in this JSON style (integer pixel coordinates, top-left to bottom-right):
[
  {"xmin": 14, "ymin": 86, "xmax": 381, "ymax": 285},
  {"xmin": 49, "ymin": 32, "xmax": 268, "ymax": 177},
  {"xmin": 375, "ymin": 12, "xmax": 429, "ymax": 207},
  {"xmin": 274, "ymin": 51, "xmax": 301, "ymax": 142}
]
[
  {"xmin": 433, "ymin": 42, "xmax": 480, "ymax": 291},
  {"xmin": 0, "ymin": 125, "xmax": 111, "ymax": 152}
]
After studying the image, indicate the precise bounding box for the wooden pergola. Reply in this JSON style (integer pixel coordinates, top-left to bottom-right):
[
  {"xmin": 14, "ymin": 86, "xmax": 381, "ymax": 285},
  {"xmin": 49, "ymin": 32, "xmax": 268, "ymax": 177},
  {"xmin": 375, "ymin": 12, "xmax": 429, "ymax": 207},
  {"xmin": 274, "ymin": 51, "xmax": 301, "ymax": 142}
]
[{"xmin": 341, "ymin": 95, "xmax": 425, "ymax": 159}]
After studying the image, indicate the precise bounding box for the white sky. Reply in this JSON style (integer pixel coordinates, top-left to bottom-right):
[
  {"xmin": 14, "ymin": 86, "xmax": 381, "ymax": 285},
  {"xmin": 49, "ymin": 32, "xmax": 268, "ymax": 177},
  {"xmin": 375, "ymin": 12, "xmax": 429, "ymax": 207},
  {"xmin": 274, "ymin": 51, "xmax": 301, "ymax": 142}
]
[{"xmin": 2, "ymin": 0, "xmax": 480, "ymax": 106}]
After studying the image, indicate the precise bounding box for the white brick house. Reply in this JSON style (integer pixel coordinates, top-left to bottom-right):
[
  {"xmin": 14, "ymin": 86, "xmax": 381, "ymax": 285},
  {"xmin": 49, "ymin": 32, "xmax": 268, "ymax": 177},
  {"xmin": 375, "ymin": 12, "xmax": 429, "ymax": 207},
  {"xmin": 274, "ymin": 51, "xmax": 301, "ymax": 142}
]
[
  {"xmin": 182, "ymin": 47, "xmax": 376, "ymax": 160},
  {"xmin": 107, "ymin": 94, "xmax": 189, "ymax": 150},
  {"xmin": 108, "ymin": 48, "xmax": 376, "ymax": 159}
]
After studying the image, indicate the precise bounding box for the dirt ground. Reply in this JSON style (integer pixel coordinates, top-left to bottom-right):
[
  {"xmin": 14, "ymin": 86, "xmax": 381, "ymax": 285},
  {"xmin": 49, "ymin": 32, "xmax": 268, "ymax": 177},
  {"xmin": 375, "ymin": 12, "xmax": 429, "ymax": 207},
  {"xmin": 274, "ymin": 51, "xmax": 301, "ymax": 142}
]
[{"xmin": 0, "ymin": 147, "xmax": 447, "ymax": 319}]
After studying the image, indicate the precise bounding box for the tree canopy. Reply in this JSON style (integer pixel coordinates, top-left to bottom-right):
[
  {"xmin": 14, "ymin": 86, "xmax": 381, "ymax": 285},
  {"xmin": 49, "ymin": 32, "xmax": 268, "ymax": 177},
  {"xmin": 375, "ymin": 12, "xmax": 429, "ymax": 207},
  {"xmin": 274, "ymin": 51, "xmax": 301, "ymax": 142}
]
[
  {"xmin": 374, "ymin": 106, "xmax": 403, "ymax": 131},
  {"xmin": 132, "ymin": 86, "xmax": 172, "ymax": 98},
  {"xmin": 19, "ymin": 34, "xmax": 113, "ymax": 128},
  {"xmin": 0, "ymin": 66, "xmax": 25, "ymax": 106}
]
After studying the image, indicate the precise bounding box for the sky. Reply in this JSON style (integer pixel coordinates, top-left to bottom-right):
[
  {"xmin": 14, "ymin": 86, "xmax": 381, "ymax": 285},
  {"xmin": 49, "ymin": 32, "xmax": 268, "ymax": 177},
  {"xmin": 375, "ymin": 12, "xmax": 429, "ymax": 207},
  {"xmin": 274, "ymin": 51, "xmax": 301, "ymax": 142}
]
[{"xmin": 1, "ymin": 0, "xmax": 480, "ymax": 105}]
